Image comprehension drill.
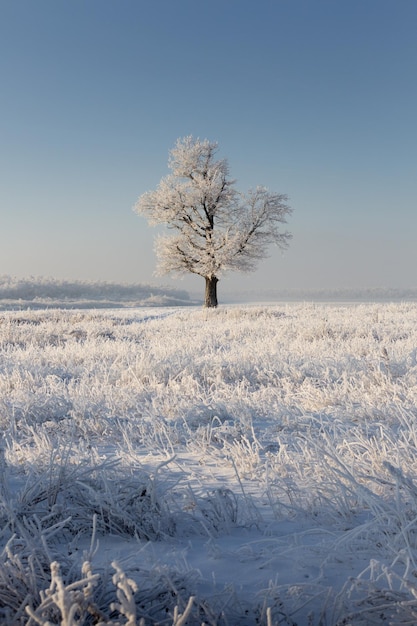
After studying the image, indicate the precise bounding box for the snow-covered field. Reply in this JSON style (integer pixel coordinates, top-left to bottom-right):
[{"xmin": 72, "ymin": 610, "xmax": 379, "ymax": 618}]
[{"xmin": 1, "ymin": 303, "xmax": 417, "ymax": 625}]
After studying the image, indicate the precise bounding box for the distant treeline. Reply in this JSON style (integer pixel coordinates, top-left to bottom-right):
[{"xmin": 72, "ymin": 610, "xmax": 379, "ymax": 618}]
[
  {"xmin": 0, "ymin": 276, "xmax": 192, "ymax": 308},
  {"xmin": 226, "ymin": 287, "xmax": 417, "ymax": 303}
]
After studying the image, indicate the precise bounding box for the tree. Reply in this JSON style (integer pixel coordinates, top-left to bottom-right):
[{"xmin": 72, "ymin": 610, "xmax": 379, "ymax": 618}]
[{"xmin": 134, "ymin": 136, "xmax": 292, "ymax": 307}]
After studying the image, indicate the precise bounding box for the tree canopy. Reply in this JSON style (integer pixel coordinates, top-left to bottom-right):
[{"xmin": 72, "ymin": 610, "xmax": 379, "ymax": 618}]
[{"xmin": 134, "ymin": 136, "xmax": 292, "ymax": 307}]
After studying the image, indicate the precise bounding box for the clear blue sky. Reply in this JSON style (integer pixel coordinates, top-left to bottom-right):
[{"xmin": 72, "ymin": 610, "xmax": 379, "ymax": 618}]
[{"xmin": 1, "ymin": 0, "xmax": 416, "ymax": 295}]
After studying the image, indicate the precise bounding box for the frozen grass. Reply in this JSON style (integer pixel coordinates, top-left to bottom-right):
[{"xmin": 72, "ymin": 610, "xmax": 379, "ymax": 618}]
[{"xmin": 1, "ymin": 303, "xmax": 417, "ymax": 624}]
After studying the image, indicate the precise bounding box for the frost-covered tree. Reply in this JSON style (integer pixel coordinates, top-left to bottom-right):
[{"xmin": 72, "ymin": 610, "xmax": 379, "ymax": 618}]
[{"xmin": 134, "ymin": 136, "xmax": 292, "ymax": 307}]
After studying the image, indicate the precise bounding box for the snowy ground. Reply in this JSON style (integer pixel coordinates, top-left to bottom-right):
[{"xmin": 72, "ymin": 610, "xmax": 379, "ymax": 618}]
[{"xmin": 1, "ymin": 303, "xmax": 417, "ymax": 625}]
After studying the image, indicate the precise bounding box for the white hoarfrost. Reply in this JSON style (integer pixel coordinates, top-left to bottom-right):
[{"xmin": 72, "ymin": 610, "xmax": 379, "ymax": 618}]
[
  {"xmin": 1, "ymin": 303, "xmax": 417, "ymax": 624},
  {"xmin": 134, "ymin": 137, "xmax": 292, "ymax": 306}
]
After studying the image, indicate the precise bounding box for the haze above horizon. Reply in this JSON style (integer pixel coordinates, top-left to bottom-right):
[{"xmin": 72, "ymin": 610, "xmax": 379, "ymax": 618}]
[{"xmin": 1, "ymin": 0, "xmax": 416, "ymax": 297}]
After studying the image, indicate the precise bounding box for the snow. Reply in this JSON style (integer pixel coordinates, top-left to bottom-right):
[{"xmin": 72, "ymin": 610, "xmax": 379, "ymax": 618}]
[{"xmin": 1, "ymin": 303, "xmax": 417, "ymax": 624}]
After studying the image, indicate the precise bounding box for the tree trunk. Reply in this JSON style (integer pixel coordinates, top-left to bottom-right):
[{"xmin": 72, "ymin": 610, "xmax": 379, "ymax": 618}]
[{"xmin": 204, "ymin": 276, "xmax": 219, "ymax": 308}]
